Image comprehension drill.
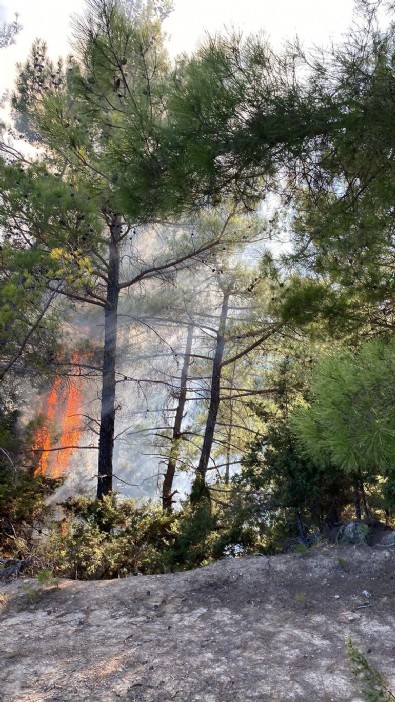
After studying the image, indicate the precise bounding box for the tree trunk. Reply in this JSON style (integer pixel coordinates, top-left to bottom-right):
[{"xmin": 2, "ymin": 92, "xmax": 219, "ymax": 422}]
[
  {"xmin": 224, "ymin": 361, "xmax": 236, "ymax": 484},
  {"xmin": 359, "ymin": 475, "xmax": 370, "ymax": 520},
  {"xmin": 162, "ymin": 324, "xmax": 194, "ymax": 512},
  {"xmin": 97, "ymin": 216, "xmax": 121, "ymax": 500},
  {"xmin": 353, "ymin": 476, "xmax": 362, "ymax": 521},
  {"xmin": 296, "ymin": 510, "xmax": 306, "ymax": 542},
  {"xmin": 196, "ymin": 289, "xmax": 230, "ymax": 483}
]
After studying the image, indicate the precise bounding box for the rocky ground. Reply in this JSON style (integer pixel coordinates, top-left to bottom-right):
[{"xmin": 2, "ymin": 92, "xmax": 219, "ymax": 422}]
[{"xmin": 1, "ymin": 542, "xmax": 395, "ymax": 702}]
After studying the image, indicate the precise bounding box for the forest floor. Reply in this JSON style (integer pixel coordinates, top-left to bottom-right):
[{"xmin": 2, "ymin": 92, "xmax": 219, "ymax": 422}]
[{"xmin": 0, "ymin": 542, "xmax": 394, "ymax": 702}]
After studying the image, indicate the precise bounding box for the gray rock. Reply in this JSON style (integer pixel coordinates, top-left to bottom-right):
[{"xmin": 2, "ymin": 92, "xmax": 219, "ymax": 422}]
[
  {"xmin": 378, "ymin": 530, "xmax": 395, "ymax": 547},
  {"xmin": 337, "ymin": 522, "xmax": 369, "ymax": 545}
]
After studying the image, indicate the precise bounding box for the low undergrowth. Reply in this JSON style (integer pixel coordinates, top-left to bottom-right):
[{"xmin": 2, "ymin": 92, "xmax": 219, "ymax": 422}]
[
  {"xmin": 346, "ymin": 639, "xmax": 395, "ymax": 702},
  {"xmin": 34, "ymin": 493, "xmax": 260, "ymax": 579},
  {"xmin": 2, "ymin": 474, "xmax": 393, "ymax": 581}
]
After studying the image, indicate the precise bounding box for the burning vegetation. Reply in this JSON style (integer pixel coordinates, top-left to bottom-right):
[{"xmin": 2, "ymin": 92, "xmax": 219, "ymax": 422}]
[{"xmin": 32, "ymin": 356, "xmax": 83, "ymax": 478}]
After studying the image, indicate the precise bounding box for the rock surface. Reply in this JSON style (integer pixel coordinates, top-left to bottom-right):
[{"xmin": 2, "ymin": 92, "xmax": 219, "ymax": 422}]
[{"xmin": 1, "ymin": 544, "xmax": 394, "ymax": 701}]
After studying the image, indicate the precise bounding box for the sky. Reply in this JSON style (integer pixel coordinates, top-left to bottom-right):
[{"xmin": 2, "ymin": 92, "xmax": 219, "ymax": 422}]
[{"xmin": 0, "ymin": 0, "xmax": 357, "ymax": 93}]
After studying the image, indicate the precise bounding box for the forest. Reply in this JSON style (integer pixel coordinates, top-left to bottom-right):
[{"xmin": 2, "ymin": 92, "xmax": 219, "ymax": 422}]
[{"xmin": 1, "ymin": 0, "xmax": 395, "ymax": 579}]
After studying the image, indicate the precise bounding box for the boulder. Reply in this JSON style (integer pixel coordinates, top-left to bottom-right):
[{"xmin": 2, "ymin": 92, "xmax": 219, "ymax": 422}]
[{"xmin": 337, "ymin": 521, "xmax": 369, "ymax": 545}]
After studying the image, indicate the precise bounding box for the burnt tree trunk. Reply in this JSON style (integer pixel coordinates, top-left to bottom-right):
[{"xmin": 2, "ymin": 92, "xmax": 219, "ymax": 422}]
[
  {"xmin": 97, "ymin": 216, "xmax": 121, "ymax": 500},
  {"xmin": 162, "ymin": 323, "xmax": 194, "ymax": 512},
  {"xmin": 196, "ymin": 289, "xmax": 230, "ymax": 483}
]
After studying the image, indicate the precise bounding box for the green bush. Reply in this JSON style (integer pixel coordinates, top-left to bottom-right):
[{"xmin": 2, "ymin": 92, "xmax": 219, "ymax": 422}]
[
  {"xmin": 37, "ymin": 491, "xmax": 265, "ymax": 579},
  {"xmin": 39, "ymin": 495, "xmax": 177, "ymax": 579},
  {"xmin": 0, "ymin": 467, "xmax": 56, "ymax": 557},
  {"xmin": 239, "ymin": 417, "xmax": 355, "ymax": 548},
  {"xmin": 164, "ymin": 497, "xmax": 218, "ymax": 570},
  {"xmin": 0, "ymin": 388, "xmax": 58, "ymax": 557}
]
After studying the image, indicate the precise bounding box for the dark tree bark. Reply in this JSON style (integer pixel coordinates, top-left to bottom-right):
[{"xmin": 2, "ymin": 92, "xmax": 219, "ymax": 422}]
[
  {"xmin": 224, "ymin": 361, "xmax": 236, "ymax": 485},
  {"xmin": 358, "ymin": 472, "xmax": 370, "ymax": 520},
  {"xmin": 97, "ymin": 215, "xmax": 121, "ymax": 500},
  {"xmin": 197, "ymin": 288, "xmax": 230, "ymax": 482},
  {"xmin": 162, "ymin": 323, "xmax": 194, "ymax": 512},
  {"xmin": 353, "ymin": 476, "xmax": 362, "ymax": 521},
  {"xmin": 296, "ymin": 511, "xmax": 306, "ymax": 542}
]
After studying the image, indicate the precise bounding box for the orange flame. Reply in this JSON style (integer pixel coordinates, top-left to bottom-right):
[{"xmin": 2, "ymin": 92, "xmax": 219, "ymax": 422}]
[{"xmin": 33, "ymin": 356, "xmax": 83, "ymax": 478}]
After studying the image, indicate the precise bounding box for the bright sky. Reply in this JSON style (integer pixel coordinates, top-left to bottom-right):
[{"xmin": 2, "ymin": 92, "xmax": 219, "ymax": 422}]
[{"xmin": 0, "ymin": 0, "xmax": 356, "ymax": 94}]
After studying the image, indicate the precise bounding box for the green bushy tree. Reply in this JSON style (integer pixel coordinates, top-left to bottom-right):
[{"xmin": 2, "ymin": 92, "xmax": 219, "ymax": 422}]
[
  {"xmin": 292, "ymin": 337, "xmax": 395, "ymax": 515},
  {"xmin": 285, "ymin": 4, "xmax": 395, "ymax": 335}
]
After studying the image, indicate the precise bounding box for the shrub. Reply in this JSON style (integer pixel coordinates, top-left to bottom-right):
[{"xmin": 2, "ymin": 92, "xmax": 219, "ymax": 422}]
[
  {"xmin": 0, "ymin": 467, "xmax": 55, "ymax": 556},
  {"xmin": 39, "ymin": 495, "xmax": 178, "ymax": 579},
  {"xmin": 346, "ymin": 638, "xmax": 395, "ymax": 702},
  {"xmin": 37, "ymin": 491, "xmax": 264, "ymax": 579},
  {"xmin": 0, "ymin": 388, "xmax": 57, "ymax": 558}
]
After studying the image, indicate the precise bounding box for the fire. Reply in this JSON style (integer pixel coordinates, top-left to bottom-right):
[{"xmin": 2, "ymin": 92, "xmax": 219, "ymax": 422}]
[{"xmin": 33, "ymin": 356, "xmax": 83, "ymax": 477}]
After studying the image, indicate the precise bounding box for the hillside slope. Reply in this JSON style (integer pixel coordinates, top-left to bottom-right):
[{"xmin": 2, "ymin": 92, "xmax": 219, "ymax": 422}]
[{"xmin": 1, "ymin": 545, "xmax": 394, "ymax": 701}]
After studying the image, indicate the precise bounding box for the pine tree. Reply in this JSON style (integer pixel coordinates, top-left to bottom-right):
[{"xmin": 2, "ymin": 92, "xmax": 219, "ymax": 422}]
[
  {"xmin": 285, "ymin": 4, "xmax": 395, "ymax": 333},
  {"xmin": 6, "ymin": 2, "xmax": 277, "ymax": 498},
  {"xmin": 0, "ymin": 14, "xmax": 22, "ymax": 49},
  {"xmin": 292, "ymin": 337, "xmax": 395, "ymax": 515}
]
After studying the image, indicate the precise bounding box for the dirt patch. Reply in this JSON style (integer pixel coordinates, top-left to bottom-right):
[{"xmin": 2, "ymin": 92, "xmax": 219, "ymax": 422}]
[{"xmin": 1, "ymin": 543, "xmax": 394, "ymax": 701}]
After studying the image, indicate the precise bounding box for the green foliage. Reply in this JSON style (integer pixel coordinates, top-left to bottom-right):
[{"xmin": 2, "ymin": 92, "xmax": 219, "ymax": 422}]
[
  {"xmin": 236, "ymin": 351, "xmax": 363, "ymax": 548},
  {"xmin": 0, "ymin": 284, "xmax": 61, "ymax": 381},
  {"xmin": 279, "ymin": 277, "xmax": 363, "ymax": 339},
  {"xmin": 157, "ymin": 32, "xmax": 342, "ymax": 212},
  {"xmin": 286, "ymin": 13, "xmax": 395, "ymax": 334},
  {"xmin": 12, "ymin": 40, "xmax": 67, "ymax": 141},
  {"xmin": 36, "ymin": 568, "xmax": 58, "ymax": 587},
  {"xmin": 292, "ymin": 337, "xmax": 395, "ymax": 481},
  {"xmin": 239, "ymin": 421, "xmax": 354, "ymax": 552},
  {"xmin": 294, "ymin": 591, "xmax": 306, "ymax": 602},
  {"xmin": 382, "ymin": 467, "xmax": 395, "ymax": 511},
  {"xmin": 210, "ymin": 485, "xmax": 265, "ymax": 559},
  {"xmin": 0, "ymin": 391, "xmax": 55, "ymax": 556},
  {"xmin": 20, "ymin": 582, "xmax": 41, "ymax": 606},
  {"xmin": 294, "ymin": 543, "xmax": 308, "ymax": 555},
  {"xmin": 165, "ymin": 497, "xmax": 217, "ymax": 570},
  {"xmin": 346, "ymin": 638, "xmax": 395, "ymax": 702},
  {"xmin": 40, "ymin": 495, "xmax": 177, "ymax": 579},
  {"xmin": 190, "ymin": 472, "xmax": 212, "ymax": 505},
  {"xmin": 281, "ymin": 278, "xmax": 339, "ymax": 324},
  {"xmin": 36, "ymin": 491, "xmax": 265, "ymax": 579},
  {"xmin": 2, "ymin": 2, "xmax": 395, "ymax": 561},
  {"xmin": 0, "ymin": 467, "xmax": 54, "ymax": 556}
]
